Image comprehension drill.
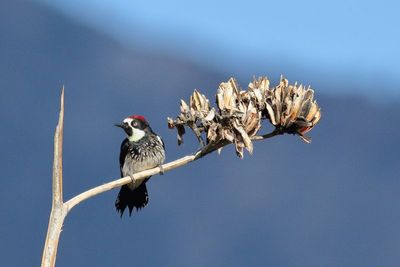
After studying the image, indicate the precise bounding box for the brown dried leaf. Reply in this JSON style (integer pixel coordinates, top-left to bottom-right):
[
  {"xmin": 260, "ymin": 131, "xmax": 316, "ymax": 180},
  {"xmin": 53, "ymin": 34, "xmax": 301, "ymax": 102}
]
[
  {"xmin": 299, "ymin": 99, "xmax": 312, "ymax": 118},
  {"xmin": 233, "ymin": 120, "xmax": 253, "ymax": 154},
  {"xmin": 223, "ymin": 129, "xmax": 235, "ymax": 142},
  {"xmin": 176, "ymin": 125, "xmax": 185, "ymax": 145},
  {"xmin": 207, "ymin": 123, "xmax": 219, "ymax": 143},
  {"xmin": 204, "ymin": 108, "xmax": 215, "ymax": 121},
  {"xmin": 217, "ymin": 78, "xmax": 240, "ymax": 112},
  {"xmin": 180, "ymin": 99, "xmax": 189, "ymax": 113},
  {"xmin": 216, "ymin": 88, "xmax": 225, "ymax": 110},
  {"xmin": 243, "ymin": 103, "xmax": 261, "ymax": 136},
  {"xmin": 311, "ymin": 107, "xmax": 322, "ymax": 125},
  {"xmin": 305, "ymin": 101, "xmax": 318, "ymax": 121},
  {"xmin": 299, "ymin": 134, "xmax": 312, "ymax": 143},
  {"xmin": 248, "ymin": 77, "xmax": 269, "ymax": 105},
  {"xmin": 234, "ymin": 139, "xmax": 244, "ymax": 158},
  {"xmin": 192, "ymin": 90, "xmax": 209, "ymax": 112},
  {"xmin": 265, "ymin": 102, "xmax": 277, "ymax": 125}
]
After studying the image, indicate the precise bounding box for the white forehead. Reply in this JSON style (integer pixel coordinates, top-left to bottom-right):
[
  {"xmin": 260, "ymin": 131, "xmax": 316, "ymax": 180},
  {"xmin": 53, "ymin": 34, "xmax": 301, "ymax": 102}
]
[{"xmin": 123, "ymin": 118, "xmax": 133, "ymax": 124}]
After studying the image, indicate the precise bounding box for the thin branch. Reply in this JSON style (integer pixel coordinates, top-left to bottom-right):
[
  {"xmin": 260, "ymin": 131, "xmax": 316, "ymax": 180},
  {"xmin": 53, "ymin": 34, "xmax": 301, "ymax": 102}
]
[
  {"xmin": 65, "ymin": 132, "xmax": 281, "ymax": 212},
  {"xmin": 65, "ymin": 155, "xmax": 196, "ymax": 212},
  {"xmin": 251, "ymin": 128, "xmax": 283, "ymax": 141},
  {"xmin": 65, "ymin": 143, "xmax": 218, "ymax": 212}
]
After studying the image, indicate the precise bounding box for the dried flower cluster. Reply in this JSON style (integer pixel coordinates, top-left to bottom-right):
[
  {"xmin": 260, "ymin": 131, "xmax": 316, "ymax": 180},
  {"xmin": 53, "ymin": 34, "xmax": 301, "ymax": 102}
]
[
  {"xmin": 168, "ymin": 76, "xmax": 321, "ymax": 158},
  {"xmin": 261, "ymin": 77, "xmax": 322, "ymax": 143}
]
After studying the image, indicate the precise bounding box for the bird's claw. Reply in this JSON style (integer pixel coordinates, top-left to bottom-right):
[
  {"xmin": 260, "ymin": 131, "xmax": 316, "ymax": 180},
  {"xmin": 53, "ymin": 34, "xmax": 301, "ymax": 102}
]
[
  {"xmin": 159, "ymin": 164, "xmax": 165, "ymax": 175},
  {"xmin": 129, "ymin": 175, "xmax": 135, "ymax": 184}
]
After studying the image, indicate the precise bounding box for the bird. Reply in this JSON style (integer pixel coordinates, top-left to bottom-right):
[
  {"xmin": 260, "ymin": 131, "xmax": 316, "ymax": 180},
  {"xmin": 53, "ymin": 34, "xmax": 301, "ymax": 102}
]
[{"xmin": 114, "ymin": 115, "xmax": 165, "ymax": 217}]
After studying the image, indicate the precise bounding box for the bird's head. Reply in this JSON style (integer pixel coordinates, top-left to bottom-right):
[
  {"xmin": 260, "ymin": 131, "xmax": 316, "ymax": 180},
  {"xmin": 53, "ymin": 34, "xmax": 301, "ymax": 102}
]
[{"xmin": 115, "ymin": 115, "xmax": 150, "ymax": 142}]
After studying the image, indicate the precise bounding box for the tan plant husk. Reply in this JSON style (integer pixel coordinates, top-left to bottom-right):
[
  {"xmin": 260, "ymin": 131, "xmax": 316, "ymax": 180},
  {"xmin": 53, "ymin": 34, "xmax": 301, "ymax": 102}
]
[{"xmin": 264, "ymin": 76, "xmax": 322, "ymax": 143}]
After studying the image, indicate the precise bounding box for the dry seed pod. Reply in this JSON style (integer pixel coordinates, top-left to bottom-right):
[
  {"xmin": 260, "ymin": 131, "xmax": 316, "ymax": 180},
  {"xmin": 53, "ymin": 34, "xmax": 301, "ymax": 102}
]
[
  {"xmin": 265, "ymin": 76, "xmax": 321, "ymax": 143},
  {"xmin": 216, "ymin": 78, "xmax": 240, "ymax": 113},
  {"xmin": 190, "ymin": 90, "xmax": 210, "ymax": 115},
  {"xmin": 232, "ymin": 119, "xmax": 253, "ymax": 157},
  {"xmin": 180, "ymin": 99, "xmax": 189, "ymax": 113},
  {"xmin": 168, "ymin": 75, "xmax": 322, "ymax": 158},
  {"xmin": 247, "ymin": 76, "xmax": 270, "ymax": 109}
]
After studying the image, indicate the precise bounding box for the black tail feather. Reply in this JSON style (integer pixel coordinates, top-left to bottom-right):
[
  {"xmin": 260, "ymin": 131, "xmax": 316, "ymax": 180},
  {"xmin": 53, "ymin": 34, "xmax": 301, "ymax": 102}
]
[{"xmin": 115, "ymin": 182, "xmax": 149, "ymax": 217}]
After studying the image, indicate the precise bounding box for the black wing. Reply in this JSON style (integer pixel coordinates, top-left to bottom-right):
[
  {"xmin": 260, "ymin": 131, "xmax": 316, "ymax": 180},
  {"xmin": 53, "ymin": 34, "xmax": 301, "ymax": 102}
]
[{"xmin": 119, "ymin": 138, "xmax": 130, "ymax": 177}]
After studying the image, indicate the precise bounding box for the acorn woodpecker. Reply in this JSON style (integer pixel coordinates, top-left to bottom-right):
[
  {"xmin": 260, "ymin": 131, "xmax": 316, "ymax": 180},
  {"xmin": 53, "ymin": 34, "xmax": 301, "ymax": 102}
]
[{"xmin": 114, "ymin": 115, "xmax": 165, "ymax": 217}]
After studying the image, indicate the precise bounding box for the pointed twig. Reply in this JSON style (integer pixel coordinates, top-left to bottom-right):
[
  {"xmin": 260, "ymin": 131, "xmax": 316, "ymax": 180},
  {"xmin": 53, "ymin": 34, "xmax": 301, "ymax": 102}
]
[{"xmin": 41, "ymin": 87, "xmax": 67, "ymax": 267}]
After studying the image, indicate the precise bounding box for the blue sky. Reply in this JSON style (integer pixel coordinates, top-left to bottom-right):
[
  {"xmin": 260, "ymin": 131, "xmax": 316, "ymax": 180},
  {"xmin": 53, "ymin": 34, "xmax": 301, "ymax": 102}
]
[{"xmin": 34, "ymin": 0, "xmax": 400, "ymax": 99}]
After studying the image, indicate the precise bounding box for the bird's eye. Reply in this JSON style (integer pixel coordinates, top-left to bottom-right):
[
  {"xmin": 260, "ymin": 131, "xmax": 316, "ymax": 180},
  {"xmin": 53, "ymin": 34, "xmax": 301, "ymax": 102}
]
[{"xmin": 132, "ymin": 121, "xmax": 138, "ymax": 127}]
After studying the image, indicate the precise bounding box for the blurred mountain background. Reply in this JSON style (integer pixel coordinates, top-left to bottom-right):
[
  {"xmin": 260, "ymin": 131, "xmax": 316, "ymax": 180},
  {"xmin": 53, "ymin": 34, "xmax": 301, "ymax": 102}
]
[{"xmin": 1, "ymin": 0, "xmax": 399, "ymax": 266}]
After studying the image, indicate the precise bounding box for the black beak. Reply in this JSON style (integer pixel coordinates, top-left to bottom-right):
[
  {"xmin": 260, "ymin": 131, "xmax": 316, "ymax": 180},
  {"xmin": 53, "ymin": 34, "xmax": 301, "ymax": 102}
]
[
  {"xmin": 115, "ymin": 122, "xmax": 132, "ymax": 136},
  {"xmin": 115, "ymin": 123, "xmax": 129, "ymax": 131}
]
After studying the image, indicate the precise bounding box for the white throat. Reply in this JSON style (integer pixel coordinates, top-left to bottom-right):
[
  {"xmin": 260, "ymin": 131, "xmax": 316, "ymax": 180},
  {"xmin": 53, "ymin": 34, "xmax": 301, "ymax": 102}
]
[{"xmin": 128, "ymin": 127, "xmax": 145, "ymax": 142}]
